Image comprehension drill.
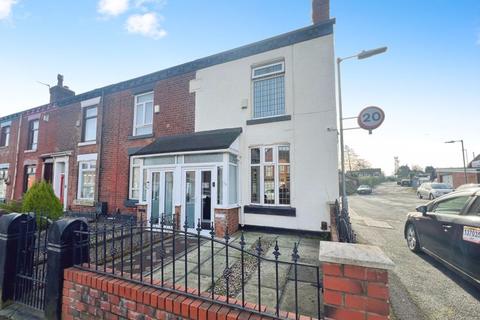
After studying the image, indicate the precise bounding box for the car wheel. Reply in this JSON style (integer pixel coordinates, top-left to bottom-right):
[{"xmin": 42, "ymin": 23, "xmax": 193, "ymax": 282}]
[
  {"xmin": 406, "ymin": 224, "xmax": 421, "ymax": 253},
  {"xmin": 429, "ymin": 194, "xmax": 434, "ymax": 200},
  {"xmin": 417, "ymin": 192, "xmax": 422, "ymax": 199}
]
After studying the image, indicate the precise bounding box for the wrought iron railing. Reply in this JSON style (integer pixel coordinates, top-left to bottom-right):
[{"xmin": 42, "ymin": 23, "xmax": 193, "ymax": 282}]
[
  {"xmin": 73, "ymin": 215, "xmax": 323, "ymax": 319},
  {"xmin": 13, "ymin": 212, "xmax": 51, "ymax": 311},
  {"xmin": 334, "ymin": 200, "xmax": 355, "ymax": 243}
]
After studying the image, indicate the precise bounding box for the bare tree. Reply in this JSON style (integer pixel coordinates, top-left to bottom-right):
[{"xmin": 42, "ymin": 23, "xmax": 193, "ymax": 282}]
[{"xmin": 344, "ymin": 145, "xmax": 371, "ymax": 171}]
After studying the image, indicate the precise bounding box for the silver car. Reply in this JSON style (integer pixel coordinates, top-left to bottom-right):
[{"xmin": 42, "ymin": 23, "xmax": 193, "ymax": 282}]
[{"xmin": 417, "ymin": 182, "xmax": 454, "ymax": 200}]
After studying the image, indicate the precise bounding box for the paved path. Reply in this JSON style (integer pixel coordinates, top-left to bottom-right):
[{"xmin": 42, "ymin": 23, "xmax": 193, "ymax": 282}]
[
  {"xmin": 350, "ymin": 182, "xmax": 480, "ymax": 320},
  {"xmin": 152, "ymin": 231, "xmax": 323, "ymax": 318}
]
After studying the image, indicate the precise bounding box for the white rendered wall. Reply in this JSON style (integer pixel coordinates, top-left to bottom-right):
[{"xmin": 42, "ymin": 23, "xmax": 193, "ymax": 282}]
[{"xmin": 191, "ymin": 34, "xmax": 339, "ymax": 232}]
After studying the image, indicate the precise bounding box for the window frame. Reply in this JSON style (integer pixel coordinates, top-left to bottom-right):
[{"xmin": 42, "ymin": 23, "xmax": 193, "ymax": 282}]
[
  {"xmin": 0, "ymin": 125, "xmax": 10, "ymax": 147},
  {"xmin": 23, "ymin": 165, "xmax": 36, "ymax": 193},
  {"xmin": 27, "ymin": 120, "xmax": 39, "ymax": 151},
  {"xmin": 133, "ymin": 92, "xmax": 154, "ymax": 136},
  {"xmin": 129, "ymin": 158, "xmax": 144, "ymax": 201},
  {"xmin": 0, "ymin": 167, "xmax": 8, "ymax": 199},
  {"xmin": 249, "ymin": 145, "xmax": 291, "ymax": 206},
  {"xmin": 82, "ymin": 106, "xmax": 98, "ymax": 142},
  {"xmin": 77, "ymin": 160, "xmax": 96, "ymax": 200},
  {"xmin": 251, "ymin": 61, "xmax": 286, "ymax": 119}
]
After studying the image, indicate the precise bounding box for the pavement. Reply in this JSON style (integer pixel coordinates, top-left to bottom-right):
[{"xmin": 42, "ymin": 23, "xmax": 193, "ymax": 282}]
[{"xmin": 349, "ymin": 182, "xmax": 480, "ymax": 320}]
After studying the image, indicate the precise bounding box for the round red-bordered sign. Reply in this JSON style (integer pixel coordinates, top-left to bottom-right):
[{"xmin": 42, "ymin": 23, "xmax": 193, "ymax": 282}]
[{"xmin": 357, "ymin": 106, "xmax": 385, "ymax": 131}]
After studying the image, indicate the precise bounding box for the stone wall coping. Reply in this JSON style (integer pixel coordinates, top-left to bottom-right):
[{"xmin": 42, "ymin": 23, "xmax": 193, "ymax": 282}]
[{"xmin": 319, "ymin": 241, "xmax": 395, "ymax": 270}]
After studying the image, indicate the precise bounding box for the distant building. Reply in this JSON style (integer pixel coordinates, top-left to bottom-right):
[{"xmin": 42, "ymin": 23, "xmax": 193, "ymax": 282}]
[
  {"xmin": 436, "ymin": 154, "xmax": 480, "ymax": 188},
  {"xmin": 347, "ymin": 168, "xmax": 383, "ymax": 178}
]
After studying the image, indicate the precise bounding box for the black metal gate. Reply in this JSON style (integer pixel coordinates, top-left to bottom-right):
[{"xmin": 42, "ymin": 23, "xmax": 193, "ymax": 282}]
[{"xmin": 13, "ymin": 213, "xmax": 50, "ymax": 311}]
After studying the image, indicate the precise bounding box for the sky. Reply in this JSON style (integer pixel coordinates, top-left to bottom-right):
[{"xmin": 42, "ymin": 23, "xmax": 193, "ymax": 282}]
[{"xmin": 0, "ymin": 0, "xmax": 479, "ymax": 175}]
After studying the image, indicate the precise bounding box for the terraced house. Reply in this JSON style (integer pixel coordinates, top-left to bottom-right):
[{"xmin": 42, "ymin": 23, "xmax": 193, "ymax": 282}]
[{"xmin": 0, "ymin": 0, "xmax": 338, "ymax": 236}]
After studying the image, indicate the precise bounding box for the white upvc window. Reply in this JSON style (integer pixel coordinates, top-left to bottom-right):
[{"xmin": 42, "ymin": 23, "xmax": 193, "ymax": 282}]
[
  {"xmin": 250, "ymin": 145, "xmax": 290, "ymax": 206},
  {"xmin": 0, "ymin": 167, "xmax": 8, "ymax": 200},
  {"xmin": 129, "ymin": 158, "xmax": 143, "ymax": 200},
  {"xmin": 133, "ymin": 92, "xmax": 154, "ymax": 136},
  {"xmin": 78, "ymin": 161, "xmax": 96, "ymax": 200},
  {"xmin": 252, "ymin": 61, "xmax": 285, "ymax": 119}
]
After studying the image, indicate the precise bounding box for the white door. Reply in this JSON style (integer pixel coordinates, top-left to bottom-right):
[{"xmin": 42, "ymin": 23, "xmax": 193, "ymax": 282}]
[
  {"xmin": 148, "ymin": 170, "xmax": 175, "ymax": 227},
  {"xmin": 182, "ymin": 168, "xmax": 216, "ymax": 232},
  {"xmin": 53, "ymin": 157, "xmax": 69, "ymax": 211}
]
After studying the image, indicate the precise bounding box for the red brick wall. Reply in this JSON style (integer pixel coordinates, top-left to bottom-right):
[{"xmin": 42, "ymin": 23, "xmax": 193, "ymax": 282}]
[
  {"xmin": 99, "ymin": 72, "xmax": 195, "ymax": 214},
  {"xmin": 323, "ymin": 263, "xmax": 390, "ymax": 320},
  {"xmin": 63, "ymin": 267, "xmax": 293, "ymax": 320},
  {"xmin": 438, "ymin": 172, "xmax": 480, "ymax": 189}
]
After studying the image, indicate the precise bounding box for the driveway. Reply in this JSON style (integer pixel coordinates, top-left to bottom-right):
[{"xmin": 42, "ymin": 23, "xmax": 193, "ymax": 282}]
[{"xmin": 349, "ymin": 182, "xmax": 479, "ymax": 320}]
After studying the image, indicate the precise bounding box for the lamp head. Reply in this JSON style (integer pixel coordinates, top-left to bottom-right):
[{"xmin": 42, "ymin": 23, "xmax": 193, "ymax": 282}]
[{"xmin": 357, "ymin": 47, "xmax": 388, "ymax": 60}]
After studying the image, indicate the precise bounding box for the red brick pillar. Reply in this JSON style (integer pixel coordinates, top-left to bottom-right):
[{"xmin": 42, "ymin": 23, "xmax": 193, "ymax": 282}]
[
  {"xmin": 319, "ymin": 242, "xmax": 394, "ymax": 320},
  {"xmin": 214, "ymin": 207, "xmax": 239, "ymax": 238},
  {"xmin": 136, "ymin": 205, "xmax": 147, "ymax": 224}
]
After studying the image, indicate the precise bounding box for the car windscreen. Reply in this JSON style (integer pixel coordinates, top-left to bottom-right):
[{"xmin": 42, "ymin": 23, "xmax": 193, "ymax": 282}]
[{"xmin": 431, "ymin": 183, "xmax": 451, "ymax": 189}]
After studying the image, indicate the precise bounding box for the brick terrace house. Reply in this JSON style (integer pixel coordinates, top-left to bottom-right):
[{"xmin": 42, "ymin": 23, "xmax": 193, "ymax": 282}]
[{"xmin": 0, "ymin": 0, "xmax": 338, "ymax": 236}]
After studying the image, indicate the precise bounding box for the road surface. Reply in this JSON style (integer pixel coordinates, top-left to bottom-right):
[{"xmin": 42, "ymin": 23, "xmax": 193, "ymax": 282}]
[{"xmin": 349, "ymin": 182, "xmax": 479, "ymax": 320}]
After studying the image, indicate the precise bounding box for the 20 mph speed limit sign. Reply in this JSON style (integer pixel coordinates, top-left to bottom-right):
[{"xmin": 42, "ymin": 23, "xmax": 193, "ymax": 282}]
[{"xmin": 357, "ymin": 106, "xmax": 385, "ymax": 131}]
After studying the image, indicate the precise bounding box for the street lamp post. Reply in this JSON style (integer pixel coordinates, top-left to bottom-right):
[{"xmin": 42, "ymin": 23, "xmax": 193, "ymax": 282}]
[
  {"xmin": 445, "ymin": 140, "xmax": 468, "ymax": 184},
  {"xmin": 337, "ymin": 47, "xmax": 387, "ymax": 211}
]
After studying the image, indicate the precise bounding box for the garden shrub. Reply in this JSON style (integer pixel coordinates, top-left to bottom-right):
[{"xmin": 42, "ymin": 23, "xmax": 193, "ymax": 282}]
[
  {"xmin": 22, "ymin": 181, "xmax": 63, "ymax": 221},
  {"xmin": 0, "ymin": 200, "xmax": 23, "ymax": 213}
]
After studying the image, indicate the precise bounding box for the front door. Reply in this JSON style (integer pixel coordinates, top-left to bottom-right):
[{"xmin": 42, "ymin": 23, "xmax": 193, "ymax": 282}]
[
  {"xmin": 53, "ymin": 157, "xmax": 68, "ymax": 211},
  {"xmin": 183, "ymin": 168, "xmax": 216, "ymax": 231},
  {"xmin": 149, "ymin": 170, "xmax": 175, "ymax": 226}
]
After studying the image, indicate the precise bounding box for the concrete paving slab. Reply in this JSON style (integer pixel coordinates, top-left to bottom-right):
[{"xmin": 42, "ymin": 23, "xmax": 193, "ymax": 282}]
[{"xmin": 279, "ymin": 280, "xmax": 322, "ymax": 318}]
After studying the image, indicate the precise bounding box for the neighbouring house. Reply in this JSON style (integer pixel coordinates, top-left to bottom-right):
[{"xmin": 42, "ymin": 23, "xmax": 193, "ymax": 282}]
[
  {"xmin": 436, "ymin": 155, "xmax": 480, "ymax": 188},
  {"xmin": 0, "ymin": 0, "xmax": 338, "ymax": 236}
]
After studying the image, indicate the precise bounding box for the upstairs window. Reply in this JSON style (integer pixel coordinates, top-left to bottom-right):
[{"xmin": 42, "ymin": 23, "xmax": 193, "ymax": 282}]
[
  {"xmin": 133, "ymin": 92, "xmax": 154, "ymax": 136},
  {"xmin": 250, "ymin": 145, "xmax": 290, "ymax": 206},
  {"xmin": 0, "ymin": 125, "xmax": 10, "ymax": 147},
  {"xmin": 82, "ymin": 106, "xmax": 97, "ymax": 142},
  {"xmin": 252, "ymin": 62, "xmax": 285, "ymax": 119},
  {"xmin": 27, "ymin": 120, "xmax": 39, "ymax": 151}
]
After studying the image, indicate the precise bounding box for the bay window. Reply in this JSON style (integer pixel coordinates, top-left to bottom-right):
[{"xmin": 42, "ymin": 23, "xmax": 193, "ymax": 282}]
[
  {"xmin": 250, "ymin": 145, "xmax": 290, "ymax": 206},
  {"xmin": 78, "ymin": 161, "xmax": 96, "ymax": 200}
]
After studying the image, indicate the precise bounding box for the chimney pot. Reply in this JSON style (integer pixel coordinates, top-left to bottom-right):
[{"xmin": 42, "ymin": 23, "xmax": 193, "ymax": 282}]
[
  {"xmin": 57, "ymin": 74, "xmax": 64, "ymax": 87},
  {"xmin": 312, "ymin": 0, "xmax": 329, "ymax": 24}
]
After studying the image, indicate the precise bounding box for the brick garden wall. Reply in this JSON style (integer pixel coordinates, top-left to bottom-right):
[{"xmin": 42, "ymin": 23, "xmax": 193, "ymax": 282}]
[
  {"xmin": 323, "ymin": 263, "xmax": 390, "ymax": 320},
  {"xmin": 62, "ymin": 267, "xmax": 299, "ymax": 320}
]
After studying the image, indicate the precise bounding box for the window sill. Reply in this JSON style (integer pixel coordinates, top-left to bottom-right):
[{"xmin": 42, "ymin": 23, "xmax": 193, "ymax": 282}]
[
  {"xmin": 128, "ymin": 133, "xmax": 154, "ymax": 141},
  {"xmin": 24, "ymin": 149, "xmax": 37, "ymax": 153},
  {"xmin": 0, "ymin": 146, "xmax": 8, "ymax": 150},
  {"xmin": 124, "ymin": 199, "xmax": 139, "ymax": 208},
  {"xmin": 78, "ymin": 141, "xmax": 96, "ymax": 147},
  {"xmin": 246, "ymin": 115, "xmax": 291, "ymax": 126},
  {"xmin": 73, "ymin": 199, "xmax": 95, "ymax": 207},
  {"xmin": 244, "ymin": 205, "xmax": 296, "ymax": 217}
]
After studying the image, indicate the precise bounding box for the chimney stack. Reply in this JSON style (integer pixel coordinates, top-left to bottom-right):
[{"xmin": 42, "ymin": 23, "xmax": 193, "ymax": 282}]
[
  {"xmin": 312, "ymin": 0, "xmax": 330, "ymax": 24},
  {"xmin": 49, "ymin": 74, "xmax": 75, "ymax": 103}
]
